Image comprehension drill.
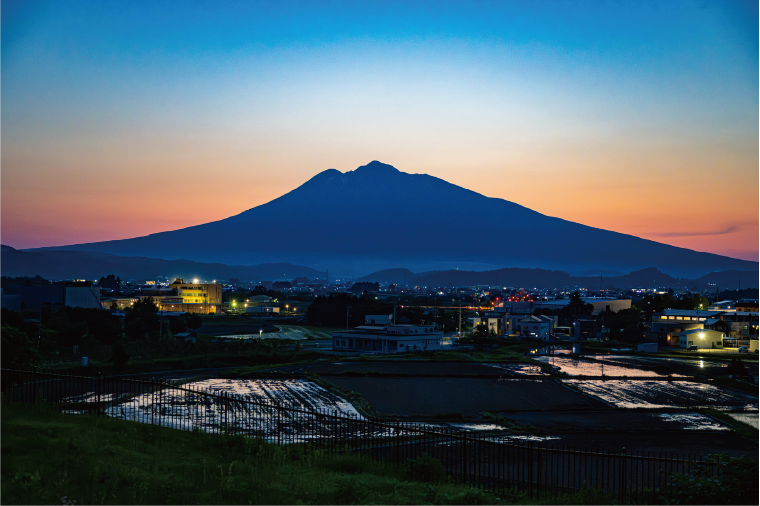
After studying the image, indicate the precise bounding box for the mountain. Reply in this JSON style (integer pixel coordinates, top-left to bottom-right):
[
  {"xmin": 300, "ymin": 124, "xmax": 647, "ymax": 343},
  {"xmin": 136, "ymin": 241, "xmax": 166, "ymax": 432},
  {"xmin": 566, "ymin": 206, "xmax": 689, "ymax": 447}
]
[
  {"xmin": 0, "ymin": 246, "xmax": 323, "ymax": 282},
  {"xmin": 356, "ymin": 268, "xmax": 422, "ymax": 285},
  {"xmin": 394, "ymin": 266, "xmax": 758, "ymax": 290},
  {"xmin": 27, "ymin": 161, "xmax": 758, "ymax": 278}
]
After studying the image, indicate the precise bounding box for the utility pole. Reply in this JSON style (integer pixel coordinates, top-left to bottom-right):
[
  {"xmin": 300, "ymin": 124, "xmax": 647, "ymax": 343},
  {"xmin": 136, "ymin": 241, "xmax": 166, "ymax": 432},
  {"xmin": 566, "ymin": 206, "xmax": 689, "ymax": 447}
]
[
  {"xmin": 393, "ymin": 305, "xmax": 396, "ymax": 325},
  {"xmin": 346, "ymin": 305, "xmax": 350, "ymax": 330},
  {"xmin": 458, "ymin": 306, "xmax": 462, "ymax": 337}
]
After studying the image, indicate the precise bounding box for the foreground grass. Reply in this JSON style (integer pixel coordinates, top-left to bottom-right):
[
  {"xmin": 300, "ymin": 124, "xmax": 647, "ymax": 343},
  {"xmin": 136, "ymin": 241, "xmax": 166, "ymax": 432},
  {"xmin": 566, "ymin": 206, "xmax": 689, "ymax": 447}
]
[{"xmin": 2, "ymin": 403, "xmax": 500, "ymax": 505}]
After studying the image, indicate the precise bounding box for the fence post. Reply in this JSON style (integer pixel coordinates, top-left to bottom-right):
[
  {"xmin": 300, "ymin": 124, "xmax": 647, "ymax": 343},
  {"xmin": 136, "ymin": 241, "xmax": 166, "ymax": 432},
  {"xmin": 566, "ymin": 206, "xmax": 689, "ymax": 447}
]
[
  {"xmin": 97, "ymin": 373, "xmax": 101, "ymax": 417},
  {"xmin": 277, "ymin": 401, "xmax": 281, "ymax": 446}
]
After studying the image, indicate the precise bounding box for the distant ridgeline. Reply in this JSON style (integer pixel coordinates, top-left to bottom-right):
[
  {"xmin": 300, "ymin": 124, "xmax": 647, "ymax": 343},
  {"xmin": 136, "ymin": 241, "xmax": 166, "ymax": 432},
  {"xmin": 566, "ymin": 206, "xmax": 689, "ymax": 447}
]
[{"xmin": 356, "ymin": 267, "xmax": 760, "ymax": 291}]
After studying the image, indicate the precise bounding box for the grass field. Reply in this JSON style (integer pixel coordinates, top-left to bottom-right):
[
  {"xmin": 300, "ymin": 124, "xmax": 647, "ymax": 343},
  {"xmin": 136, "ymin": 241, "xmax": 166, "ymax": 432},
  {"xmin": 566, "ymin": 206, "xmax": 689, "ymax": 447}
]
[{"xmin": 2, "ymin": 403, "xmax": 655, "ymax": 505}]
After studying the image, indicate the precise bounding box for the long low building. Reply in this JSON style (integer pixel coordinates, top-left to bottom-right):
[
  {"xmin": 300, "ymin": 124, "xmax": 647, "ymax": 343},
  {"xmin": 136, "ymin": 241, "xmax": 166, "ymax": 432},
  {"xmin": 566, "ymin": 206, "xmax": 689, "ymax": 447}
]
[
  {"xmin": 332, "ymin": 324, "xmax": 443, "ymax": 354},
  {"xmin": 496, "ymin": 298, "xmax": 631, "ymax": 315}
]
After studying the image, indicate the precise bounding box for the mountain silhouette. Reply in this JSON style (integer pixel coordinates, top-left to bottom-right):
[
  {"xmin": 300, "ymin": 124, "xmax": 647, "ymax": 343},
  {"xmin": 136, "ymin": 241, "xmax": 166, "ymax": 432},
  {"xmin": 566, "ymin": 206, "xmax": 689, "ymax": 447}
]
[{"xmin": 28, "ymin": 161, "xmax": 758, "ymax": 278}]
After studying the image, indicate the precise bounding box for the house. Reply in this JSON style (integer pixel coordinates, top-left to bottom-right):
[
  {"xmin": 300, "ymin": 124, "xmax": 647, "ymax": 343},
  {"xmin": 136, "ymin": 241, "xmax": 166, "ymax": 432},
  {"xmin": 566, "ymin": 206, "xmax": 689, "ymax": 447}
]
[
  {"xmin": 677, "ymin": 329, "xmax": 724, "ymax": 350},
  {"xmin": 332, "ymin": 324, "xmax": 443, "ymax": 354},
  {"xmin": 735, "ymin": 301, "xmax": 758, "ymax": 312},
  {"xmin": 716, "ymin": 312, "xmax": 759, "ymax": 340},
  {"xmin": 472, "ymin": 313, "xmax": 504, "ymax": 336},
  {"xmin": 573, "ymin": 315, "xmax": 597, "ymax": 341},
  {"xmin": 174, "ymin": 332, "xmax": 197, "ymax": 344},
  {"xmin": 708, "ymin": 300, "xmax": 735, "ymax": 311},
  {"xmin": 515, "ymin": 315, "xmax": 554, "ymax": 340},
  {"xmin": 365, "ymin": 315, "xmax": 392, "ymax": 325}
]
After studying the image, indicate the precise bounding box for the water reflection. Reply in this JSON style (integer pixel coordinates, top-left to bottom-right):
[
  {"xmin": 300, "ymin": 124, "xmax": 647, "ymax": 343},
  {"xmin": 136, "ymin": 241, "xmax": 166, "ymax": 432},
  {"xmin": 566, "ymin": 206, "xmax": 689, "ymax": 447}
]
[
  {"xmin": 565, "ymin": 380, "xmax": 758, "ymax": 411},
  {"xmin": 535, "ymin": 356, "xmax": 679, "ymax": 377}
]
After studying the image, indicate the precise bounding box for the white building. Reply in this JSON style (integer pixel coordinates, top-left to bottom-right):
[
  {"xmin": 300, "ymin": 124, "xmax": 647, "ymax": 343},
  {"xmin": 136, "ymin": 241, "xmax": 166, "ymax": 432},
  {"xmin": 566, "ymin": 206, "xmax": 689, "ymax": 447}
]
[
  {"xmin": 332, "ymin": 324, "xmax": 443, "ymax": 354},
  {"xmin": 365, "ymin": 314, "xmax": 392, "ymax": 325},
  {"xmin": 677, "ymin": 328, "xmax": 724, "ymax": 350},
  {"xmin": 497, "ymin": 298, "xmax": 631, "ymax": 315},
  {"xmin": 515, "ymin": 315, "xmax": 555, "ymax": 340}
]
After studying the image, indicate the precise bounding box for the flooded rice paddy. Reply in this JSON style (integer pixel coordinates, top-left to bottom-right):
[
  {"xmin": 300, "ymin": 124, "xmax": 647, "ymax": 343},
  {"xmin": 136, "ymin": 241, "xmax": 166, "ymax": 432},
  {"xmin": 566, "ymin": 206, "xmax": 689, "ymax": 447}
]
[
  {"xmin": 503, "ymin": 411, "xmax": 728, "ymax": 432},
  {"xmin": 103, "ymin": 379, "xmax": 364, "ymax": 442},
  {"xmin": 100, "ymin": 379, "xmax": 510, "ymax": 442},
  {"xmin": 534, "ymin": 356, "xmax": 683, "ymax": 377},
  {"xmin": 565, "ymin": 380, "xmax": 758, "ymax": 411}
]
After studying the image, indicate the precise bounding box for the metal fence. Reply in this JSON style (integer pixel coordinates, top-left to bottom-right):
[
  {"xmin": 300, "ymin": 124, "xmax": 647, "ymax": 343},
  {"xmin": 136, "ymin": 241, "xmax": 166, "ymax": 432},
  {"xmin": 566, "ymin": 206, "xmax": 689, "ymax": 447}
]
[{"xmin": 2, "ymin": 368, "xmax": 718, "ymax": 501}]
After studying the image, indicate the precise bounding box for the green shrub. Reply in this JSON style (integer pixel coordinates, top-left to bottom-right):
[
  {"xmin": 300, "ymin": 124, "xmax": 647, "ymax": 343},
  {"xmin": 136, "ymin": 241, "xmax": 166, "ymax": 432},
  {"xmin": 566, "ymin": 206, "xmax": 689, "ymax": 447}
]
[
  {"xmin": 406, "ymin": 454, "xmax": 447, "ymax": 484},
  {"xmin": 667, "ymin": 453, "xmax": 759, "ymax": 505}
]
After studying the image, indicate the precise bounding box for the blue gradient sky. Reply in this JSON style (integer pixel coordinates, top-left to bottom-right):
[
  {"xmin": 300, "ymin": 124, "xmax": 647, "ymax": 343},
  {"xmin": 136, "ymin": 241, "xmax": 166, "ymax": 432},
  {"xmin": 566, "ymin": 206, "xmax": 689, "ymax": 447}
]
[{"xmin": 2, "ymin": 0, "xmax": 758, "ymax": 261}]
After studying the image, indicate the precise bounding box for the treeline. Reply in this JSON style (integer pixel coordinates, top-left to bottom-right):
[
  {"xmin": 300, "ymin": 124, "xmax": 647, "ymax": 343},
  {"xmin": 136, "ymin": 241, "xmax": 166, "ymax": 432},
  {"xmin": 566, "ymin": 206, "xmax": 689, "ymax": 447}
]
[
  {"xmin": 306, "ymin": 293, "xmax": 466, "ymax": 332},
  {"xmin": 716, "ymin": 288, "xmax": 759, "ymax": 301},
  {"xmin": 1, "ymin": 300, "xmax": 202, "ymax": 370},
  {"xmin": 306, "ymin": 293, "xmax": 393, "ymax": 327},
  {"xmin": 1, "ymin": 275, "xmax": 51, "ymax": 286}
]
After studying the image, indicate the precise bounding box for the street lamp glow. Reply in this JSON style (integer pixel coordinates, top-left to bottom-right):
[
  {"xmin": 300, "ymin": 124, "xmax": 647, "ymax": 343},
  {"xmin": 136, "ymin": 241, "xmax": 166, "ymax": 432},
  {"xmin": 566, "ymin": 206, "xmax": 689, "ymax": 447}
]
[{"xmin": 193, "ymin": 278, "xmax": 199, "ymax": 283}]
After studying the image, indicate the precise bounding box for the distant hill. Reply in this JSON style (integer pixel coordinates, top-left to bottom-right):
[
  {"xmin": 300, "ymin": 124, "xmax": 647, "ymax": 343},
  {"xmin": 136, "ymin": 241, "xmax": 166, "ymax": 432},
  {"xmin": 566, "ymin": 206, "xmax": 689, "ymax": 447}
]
[
  {"xmin": 0, "ymin": 246, "xmax": 323, "ymax": 282},
  {"xmin": 358, "ymin": 266, "xmax": 758, "ymax": 290},
  {"xmin": 27, "ymin": 161, "xmax": 758, "ymax": 278}
]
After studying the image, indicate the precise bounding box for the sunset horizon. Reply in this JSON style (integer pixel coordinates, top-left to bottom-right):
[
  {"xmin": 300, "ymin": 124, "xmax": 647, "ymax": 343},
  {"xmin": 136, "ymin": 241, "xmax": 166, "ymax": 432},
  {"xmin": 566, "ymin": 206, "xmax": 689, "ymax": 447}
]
[{"xmin": 2, "ymin": 1, "xmax": 758, "ymax": 262}]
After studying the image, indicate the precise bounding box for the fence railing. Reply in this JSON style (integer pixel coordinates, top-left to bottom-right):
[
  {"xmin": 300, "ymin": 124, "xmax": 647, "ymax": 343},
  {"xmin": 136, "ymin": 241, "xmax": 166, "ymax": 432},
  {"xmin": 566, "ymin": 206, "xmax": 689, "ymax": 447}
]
[{"xmin": 2, "ymin": 368, "xmax": 719, "ymax": 501}]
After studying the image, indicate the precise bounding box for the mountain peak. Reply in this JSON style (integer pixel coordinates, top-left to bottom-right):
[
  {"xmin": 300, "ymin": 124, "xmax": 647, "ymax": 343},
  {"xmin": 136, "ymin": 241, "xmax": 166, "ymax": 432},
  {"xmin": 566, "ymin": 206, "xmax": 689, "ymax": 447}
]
[{"xmin": 351, "ymin": 160, "xmax": 400, "ymax": 175}]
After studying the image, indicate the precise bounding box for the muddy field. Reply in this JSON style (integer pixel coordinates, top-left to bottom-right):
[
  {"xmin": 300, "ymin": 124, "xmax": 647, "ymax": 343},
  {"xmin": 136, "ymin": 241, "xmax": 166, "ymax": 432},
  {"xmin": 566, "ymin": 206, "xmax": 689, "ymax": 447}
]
[
  {"xmin": 304, "ymin": 361, "xmax": 546, "ymax": 376},
  {"xmin": 501, "ymin": 411, "xmax": 728, "ymax": 432},
  {"xmin": 565, "ymin": 380, "xmax": 759, "ymax": 410},
  {"xmin": 325, "ymin": 377, "xmax": 607, "ymax": 416}
]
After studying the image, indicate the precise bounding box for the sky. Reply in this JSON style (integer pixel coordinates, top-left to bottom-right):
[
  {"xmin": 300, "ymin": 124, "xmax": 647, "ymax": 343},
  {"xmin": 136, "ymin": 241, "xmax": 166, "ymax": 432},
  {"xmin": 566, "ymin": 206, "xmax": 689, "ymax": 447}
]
[{"xmin": 2, "ymin": 0, "xmax": 758, "ymax": 262}]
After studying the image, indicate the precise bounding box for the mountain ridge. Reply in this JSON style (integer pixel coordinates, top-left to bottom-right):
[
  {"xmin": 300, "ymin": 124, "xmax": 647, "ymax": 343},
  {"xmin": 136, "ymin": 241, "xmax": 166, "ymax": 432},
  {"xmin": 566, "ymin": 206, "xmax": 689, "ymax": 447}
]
[{"xmin": 1, "ymin": 246, "xmax": 323, "ymax": 282}]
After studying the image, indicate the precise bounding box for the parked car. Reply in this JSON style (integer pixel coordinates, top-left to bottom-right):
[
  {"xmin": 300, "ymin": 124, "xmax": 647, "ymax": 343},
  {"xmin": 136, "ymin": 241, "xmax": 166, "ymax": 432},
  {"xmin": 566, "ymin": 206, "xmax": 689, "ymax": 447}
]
[
  {"xmin": 737, "ymin": 346, "xmax": 749, "ymax": 353},
  {"xmin": 686, "ymin": 345, "xmax": 699, "ymax": 351}
]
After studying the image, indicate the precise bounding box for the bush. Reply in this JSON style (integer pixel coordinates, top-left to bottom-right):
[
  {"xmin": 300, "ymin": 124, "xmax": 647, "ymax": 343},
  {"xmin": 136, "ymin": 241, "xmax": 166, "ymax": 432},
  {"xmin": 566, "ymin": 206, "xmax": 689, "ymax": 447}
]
[
  {"xmin": 1, "ymin": 325, "xmax": 40, "ymax": 369},
  {"xmin": 407, "ymin": 454, "xmax": 447, "ymax": 484},
  {"xmin": 667, "ymin": 453, "xmax": 759, "ymax": 505},
  {"xmin": 110, "ymin": 341, "xmax": 131, "ymax": 368}
]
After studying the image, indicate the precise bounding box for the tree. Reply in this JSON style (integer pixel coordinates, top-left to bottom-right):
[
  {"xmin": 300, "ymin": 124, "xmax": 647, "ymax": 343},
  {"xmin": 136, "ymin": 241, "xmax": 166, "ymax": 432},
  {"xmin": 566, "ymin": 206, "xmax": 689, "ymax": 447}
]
[
  {"xmin": 560, "ymin": 291, "xmax": 593, "ymax": 324},
  {"xmin": 124, "ymin": 297, "xmax": 159, "ymax": 340},
  {"xmin": 2, "ymin": 325, "xmax": 40, "ymax": 369},
  {"xmin": 472, "ymin": 323, "xmax": 489, "ymax": 338},
  {"xmin": 169, "ymin": 316, "xmax": 187, "ymax": 335},
  {"xmin": 185, "ymin": 314, "xmax": 203, "ymax": 334},
  {"xmin": 109, "ymin": 341, "xmax": 130, "ymax": 368},
  {"xmin": 98, "ymin": 274, "xmax": 121, "ymax": 290},
  {"xmin": 607, "ymin": 307, "xmax": 643, "ymax": 342},
  {"xmin": 349, "ymin": 282, "xmax": 379, "ymax": 294}
]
